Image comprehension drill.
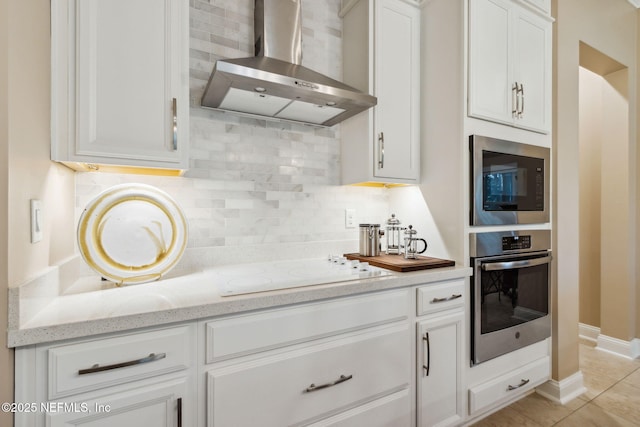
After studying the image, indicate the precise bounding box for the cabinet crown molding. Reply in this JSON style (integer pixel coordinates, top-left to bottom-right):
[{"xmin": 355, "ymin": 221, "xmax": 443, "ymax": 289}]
[{"xmin": 340, "ymin": 0, "xmax": 425, "ymax": 17}]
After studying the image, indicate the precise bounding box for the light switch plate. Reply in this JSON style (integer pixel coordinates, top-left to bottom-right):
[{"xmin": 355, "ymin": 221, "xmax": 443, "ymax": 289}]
[{"xmin": 30, "ymin": 199, "xmax": 43, "ymax": 243}]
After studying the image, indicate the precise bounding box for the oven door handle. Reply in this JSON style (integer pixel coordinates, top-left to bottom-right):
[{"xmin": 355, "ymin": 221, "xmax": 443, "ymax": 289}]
[{"xmin": 481, "ymin": 256, "xmax": 551, "ymax": 271}]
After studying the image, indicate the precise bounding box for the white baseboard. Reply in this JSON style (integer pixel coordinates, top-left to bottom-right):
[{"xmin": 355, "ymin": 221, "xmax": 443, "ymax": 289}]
[
  {"xmin": 597, "ymin": 334, "xmax": 640, "ymax": 360},
  {"xmin": 580, "ymin": 323, "xmax": 640, "ymax": 359},
  {"xmin": 536, "ymin": 371, "xmax": 587, "ymax": 404},
  {"xmin": 578, "ymin": 323, "xmax": 600, "ymax": 344}
]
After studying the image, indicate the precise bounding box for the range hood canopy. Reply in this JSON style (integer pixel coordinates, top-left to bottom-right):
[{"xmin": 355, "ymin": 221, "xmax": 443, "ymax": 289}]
[{"xmin": 200, "ymin": 0, "xmax": 376, "ymax": 127}]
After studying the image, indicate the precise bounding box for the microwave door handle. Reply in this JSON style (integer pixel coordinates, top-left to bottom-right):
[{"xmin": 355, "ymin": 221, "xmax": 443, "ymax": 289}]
[{"xmin": 481, "ymin": 256, "xmax": 552, "ymax": 271}]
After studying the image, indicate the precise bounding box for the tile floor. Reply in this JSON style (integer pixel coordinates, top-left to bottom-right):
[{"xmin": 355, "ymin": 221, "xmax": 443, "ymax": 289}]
[{"xmin": 472, "ymin": 340, "xmax": 640, "ymax": 426}]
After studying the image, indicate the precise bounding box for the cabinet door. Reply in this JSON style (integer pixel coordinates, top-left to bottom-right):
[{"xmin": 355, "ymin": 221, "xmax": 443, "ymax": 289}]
[
  {"xmin": 52, "ymin": 0, "xmax": 188, "ymax": 170},
  {"xmin": 417, "ymin": 311, "xmax": 464, "ymax": 427},
  {"xmin": 46, "ymin": 377, "xmax": 189, "ymax": 427},
  {"xmin": 374, "ymin": 0, "xmax": 420, "ymax": 181},
  {"xmin": 513, "ymin": 9, "xmax": 551, "ymax": 133},
  {"xmin": 468, "ymin": 0, "xmax": 513, "ymax": 125}
]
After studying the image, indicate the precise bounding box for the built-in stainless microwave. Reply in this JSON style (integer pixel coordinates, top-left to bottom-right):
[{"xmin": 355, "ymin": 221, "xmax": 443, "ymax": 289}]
[{"xmin": 470, "ymin": 135, "xmax": 550, "ymax": 226}]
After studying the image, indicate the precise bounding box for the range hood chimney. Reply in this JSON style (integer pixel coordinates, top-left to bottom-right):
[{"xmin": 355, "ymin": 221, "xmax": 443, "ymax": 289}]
[{"xmin": 200, "ymin": 0, "xmax": 376, "ymax": 127}]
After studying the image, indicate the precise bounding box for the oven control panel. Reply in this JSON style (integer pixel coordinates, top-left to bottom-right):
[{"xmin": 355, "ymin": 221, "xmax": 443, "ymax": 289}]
[{"xmin": 502, "ymin": 235, "xmax": 531, "ymax": 251}]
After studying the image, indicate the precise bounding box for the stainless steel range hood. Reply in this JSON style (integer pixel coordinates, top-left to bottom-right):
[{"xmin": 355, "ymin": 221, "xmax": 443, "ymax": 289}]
[{"xmin": 200, "ymin": 0, "xmax": 376, "ymax": 127}]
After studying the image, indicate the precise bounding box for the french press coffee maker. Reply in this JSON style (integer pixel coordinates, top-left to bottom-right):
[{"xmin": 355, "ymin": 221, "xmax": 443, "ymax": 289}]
[
  {"xmin": 385, "ymin": 214, "xmax": 404, "ymax": 255},
  {"xmin": 403, "ymin": 225, "xmax": 428, "ymax": 259}
]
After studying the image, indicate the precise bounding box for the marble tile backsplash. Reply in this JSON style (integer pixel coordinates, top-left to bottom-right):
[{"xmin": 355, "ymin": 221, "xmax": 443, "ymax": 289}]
[{"xmin": 74, "ymin": 0, "xmax": 391, "ymax": 266}]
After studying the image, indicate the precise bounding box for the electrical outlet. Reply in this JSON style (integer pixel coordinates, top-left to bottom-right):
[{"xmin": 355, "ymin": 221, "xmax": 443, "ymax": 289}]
[
  {"xmin": 30, "ymin": 199, "xmax": 43, "ymax": 243},
  {"xmin": 345, "ymin": 208, "xmax": 356, "ymax": 228}
]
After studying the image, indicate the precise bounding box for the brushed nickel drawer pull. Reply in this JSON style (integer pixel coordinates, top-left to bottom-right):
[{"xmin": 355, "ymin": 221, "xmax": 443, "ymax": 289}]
[
  {"xmin": 78, "ymin": 352, "xmax": 166, "ymax": 375},
  {"xmin": 431, "ymin": 294, "xmax": 462, "ymax": 303},
  {"xmin": 304, "ymin": 374, "xmax": 353, "ymax": 393},
  {"xmin": 507, "ymin": 378, "xmax": 530, "ymax": 391}
]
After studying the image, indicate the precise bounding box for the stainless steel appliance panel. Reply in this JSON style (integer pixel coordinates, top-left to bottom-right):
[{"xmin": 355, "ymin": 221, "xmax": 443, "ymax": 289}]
[
  {"xmin": 470, "ymin": 230, "xmax": 551, "ymax": 365},
  {"xmin": 470, "ymin": 135, "xmax": 550, "ymax": 225}
]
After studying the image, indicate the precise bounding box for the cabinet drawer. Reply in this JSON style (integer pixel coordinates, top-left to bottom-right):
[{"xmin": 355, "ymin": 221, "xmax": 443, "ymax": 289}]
[
  {"xmin": 417, "ymin": 279, "xmax": 465, "ymax": 316},
  {"xmin": 207, "ymin": 324, "xmax": 410, "ymax": 427},
  {"xmin": 468, "ymin": 356, "xmax": 550, "ymax": 414},
  {"xmin": 205, "ymin": 289, "xmax": 408, "ymax": 363},
  {"xmin": 47, "ymin": 325, "xmax": 194, "ymax": 399},
  {"xmin": 308, "ymin": 389, "xmax": 411, "ymax": 427}
]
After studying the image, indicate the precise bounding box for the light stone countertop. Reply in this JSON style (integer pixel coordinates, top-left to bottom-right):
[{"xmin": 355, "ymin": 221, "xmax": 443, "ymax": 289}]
[{"xmin": 8, "ymin": 258, "xmax": 472, "ymax": 348}]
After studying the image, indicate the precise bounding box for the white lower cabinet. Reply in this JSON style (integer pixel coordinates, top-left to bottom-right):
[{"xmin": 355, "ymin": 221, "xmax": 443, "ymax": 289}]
[
  {"xmin": 468, "ymin": 355, "xmax": 550, "ymax": 415},
  {"xmin": 306, "ymin": 389, "xmax": 411, "ymax": 427},
  {"xmin": 416, "ymin": 311, "xmax": 464, "ymax": 427},
  {"xmin": 14, "ymin": 324, "xmax": 197, "ymax": 427},
  {"xmin": 207, "ymin": 325, "xmax": 410, "ymax": 427},
  {"xmin": 15, "ymin": 279, "xmax": 481, "ymax": 427},
  {"xmin": 46, "ymin": 377, "xmax": 188, "ymax": 427},
  {"xmin": 203, "ymin": 289, "xmax": 411, "ymax": 427}
]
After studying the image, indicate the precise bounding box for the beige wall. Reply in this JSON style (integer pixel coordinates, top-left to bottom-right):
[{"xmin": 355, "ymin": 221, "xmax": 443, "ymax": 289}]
[
  {"xmin": 0, "ymin": 0, "xmax": 13, "ymax": 423},
  {"xmin": 599, "ymin": 68, "xmax": 634, "ymax": 340},
  {"xmin": 637, "ymin": 11, "xmax": 640, "ymax": 343},
  {"xmin": 7, "ymin": 0, "xmax": 76, "ymax": 289},
  {"xmin": 553, "ymin": 0, "xmax": 638, "ymax": 380},
  {"xmin": 2, "ymin": 0, "xmax": 76, "ymax": 419},
  {"xmin": 578, "ymin": 66, "xmax": 603, "ymax": 328}
]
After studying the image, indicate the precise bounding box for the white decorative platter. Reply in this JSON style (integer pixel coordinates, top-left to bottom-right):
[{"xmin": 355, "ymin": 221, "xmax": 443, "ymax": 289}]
[{"xmin": 77, "ymin": 184, "xmax": 188, "ymax": 285}]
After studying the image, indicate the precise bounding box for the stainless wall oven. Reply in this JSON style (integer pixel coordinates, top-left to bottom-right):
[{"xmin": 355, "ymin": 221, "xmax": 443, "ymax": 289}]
[
  {"xmin": 470, "ymin": 230, "xmax": 551, "ymax": 365},
  {"xmin": 470, "ymin": 135, "xmax": 550, "ymax": 225}
]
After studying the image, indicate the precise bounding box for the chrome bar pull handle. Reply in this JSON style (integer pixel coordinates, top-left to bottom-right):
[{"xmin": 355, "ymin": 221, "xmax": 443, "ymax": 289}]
[
  {"xmin": 516, "ymin": 83, "xmax": 524, "ymax": 119},
  {"xmin": 481, "ymin": 256, "xmax": 551, "ymax": 271},
  {"xmin": 304, "ymin": 374, "xmax": 353, "ymax": 393},
  {"xmin": 422, "ymin": 332, "xmax": 431, "ymax": 376},
  {"xmin": 507, "ymin": 378, "xmax": 530, "ymax": 391},
  {"xmin": 378, "ymin": 132, "xmax": 384, "ymax": 168},
  {"xmin": 78, "ymin": 352, "xmax": 166, "ymax": 375},
  {"xmin": 515, "ymin": 82, "xmax": 522, "ymax": 117},
  {"xmin": 172, "ymin": 97, "xmax": 178, "ymax": 151},
  {"xmin": 512, "ymin": 82, "xmax": 518, "ymax": 117},
  {"xmin": 431, "ymin": 294, "xmax": 462, "ymax": 304}
]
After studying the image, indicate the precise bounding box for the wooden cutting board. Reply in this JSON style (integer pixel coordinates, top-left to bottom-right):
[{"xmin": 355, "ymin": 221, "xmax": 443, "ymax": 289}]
[{"xmin": 344, "ymin": 253, "xmax": 455, "ymax": 272}]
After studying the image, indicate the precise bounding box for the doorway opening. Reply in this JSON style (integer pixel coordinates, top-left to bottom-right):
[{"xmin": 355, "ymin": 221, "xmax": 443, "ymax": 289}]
[{"xmin": 578, "ymin": 42, "xmax": 632, "ymax": 349}]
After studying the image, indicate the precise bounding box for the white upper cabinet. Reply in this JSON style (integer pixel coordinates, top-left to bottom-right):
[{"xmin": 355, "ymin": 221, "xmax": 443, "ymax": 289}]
[
  {"xmin": 468, "ymin": 0, "xmax": 551, "ymax": 134},
  {"xmin": 341, "ymin": 0, "xmax": 421, "ymax": 185},
  {"xmin": 51, "ymin": 0, "xmax": 189, "ymax": 171}
]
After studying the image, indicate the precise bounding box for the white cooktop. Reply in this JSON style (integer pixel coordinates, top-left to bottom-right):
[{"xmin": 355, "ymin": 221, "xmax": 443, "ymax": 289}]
[{"xmin": 214, "ymin": 257, "xmax": 392, "ymax": 296}]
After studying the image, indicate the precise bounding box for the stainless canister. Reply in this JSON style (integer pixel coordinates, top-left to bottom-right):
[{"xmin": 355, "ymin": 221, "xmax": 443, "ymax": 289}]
[{"xmin": 359, "ymin": 224, "xmax": 381, "ymax": 256}]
